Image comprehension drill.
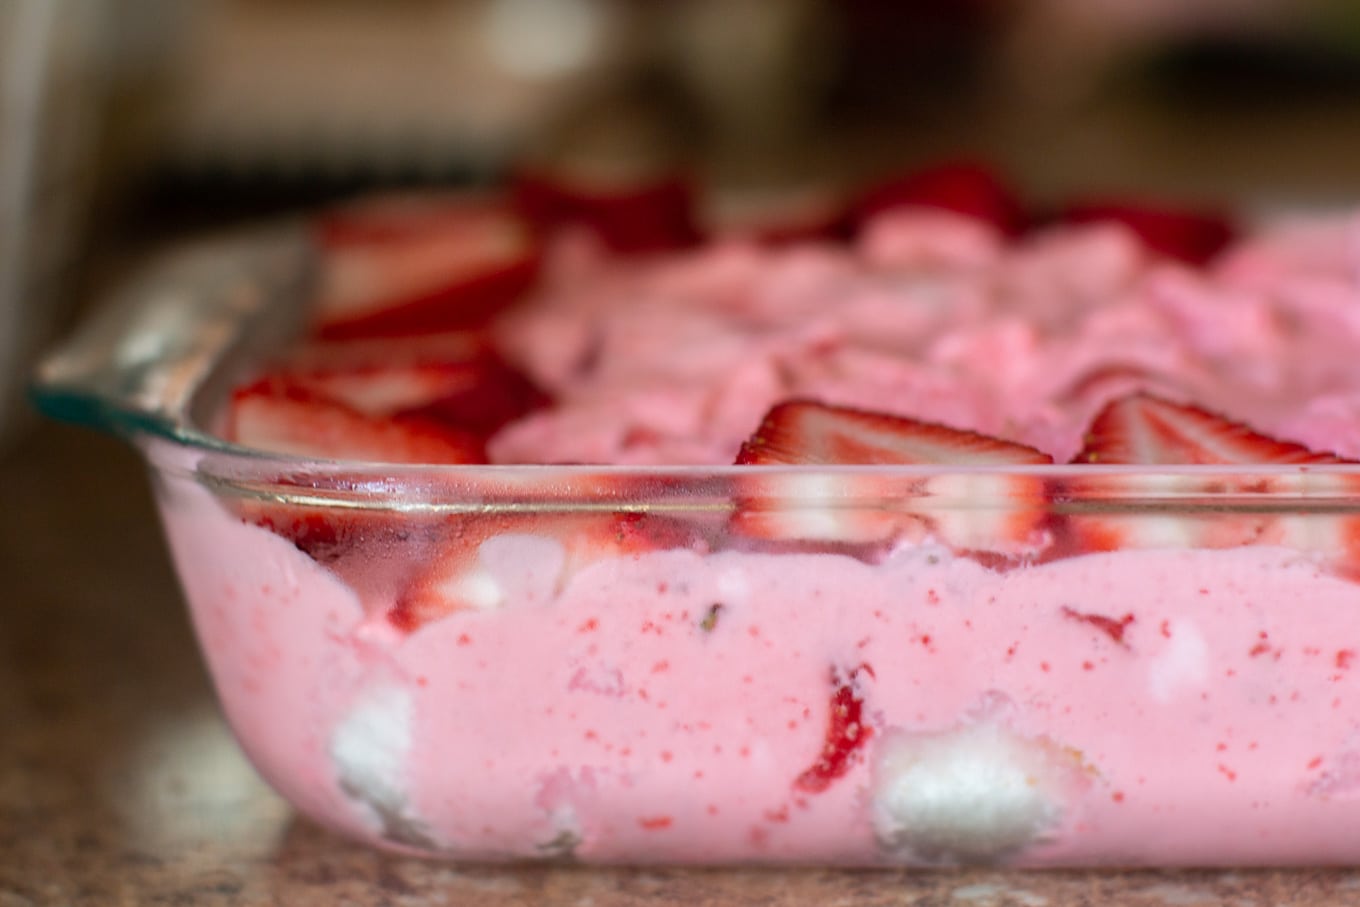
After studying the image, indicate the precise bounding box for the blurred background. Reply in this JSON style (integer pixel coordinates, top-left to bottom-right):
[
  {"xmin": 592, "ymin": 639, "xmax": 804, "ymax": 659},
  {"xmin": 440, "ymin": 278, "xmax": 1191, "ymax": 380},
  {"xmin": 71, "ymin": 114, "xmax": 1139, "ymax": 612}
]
[{"xmin": 8, "ymin": 0, "xmax": 1360, "ymax": 443}]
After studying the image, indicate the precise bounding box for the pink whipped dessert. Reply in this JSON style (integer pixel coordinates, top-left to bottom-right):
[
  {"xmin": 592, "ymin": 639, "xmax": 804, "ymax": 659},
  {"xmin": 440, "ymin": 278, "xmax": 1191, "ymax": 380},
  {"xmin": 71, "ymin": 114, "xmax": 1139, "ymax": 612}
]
[{"xmin": 154, "ymin": 171, "xmax": 1360, "ymax": 864}]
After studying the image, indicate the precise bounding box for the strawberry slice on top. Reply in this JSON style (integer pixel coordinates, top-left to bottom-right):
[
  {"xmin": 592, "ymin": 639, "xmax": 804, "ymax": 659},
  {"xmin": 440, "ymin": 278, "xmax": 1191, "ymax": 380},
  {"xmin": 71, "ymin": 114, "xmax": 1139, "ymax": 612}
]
[
  {"xmin": 1060, "ymin": 200, "xmax": 1235, "ymax": 267},
  {"xmin": 1073, "ymin": 393, "xmax": 1346, "ymax": 467},
  {"xmin": 256, "ymin": 348, "xmax": 550, "ymax": 437},
  {"xmin": 310, "ymin": 193, "xmax": 541, "ymax": 341},
  {"xmin": 226, "ymin": 377, "xmax": 486, "ymax": 465},
  {"xmin": 1065, "ymin": 393, "xmax": 1356, "ymax": 554},
  {"xmin": 513, "ymin": 169, "xmax": 701, "ymax": 255},
  {"xmin": 847, "ymin": 161, "xmax": 1027, "ymax": 239},
  {"xmin": 732, "ymin": 400, "xmax": 1054, "ymax": 554},
  {"xmin": 737, "ymin": 400, "xmax": 1052, "ymax": 467}
]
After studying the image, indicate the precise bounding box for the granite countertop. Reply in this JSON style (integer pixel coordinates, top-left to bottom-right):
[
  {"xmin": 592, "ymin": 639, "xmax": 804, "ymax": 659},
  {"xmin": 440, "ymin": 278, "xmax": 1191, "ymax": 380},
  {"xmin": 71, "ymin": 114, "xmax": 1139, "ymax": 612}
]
[{"xmin": 4, "ymin": 423, "xmax": 1360, "ymax": 905}]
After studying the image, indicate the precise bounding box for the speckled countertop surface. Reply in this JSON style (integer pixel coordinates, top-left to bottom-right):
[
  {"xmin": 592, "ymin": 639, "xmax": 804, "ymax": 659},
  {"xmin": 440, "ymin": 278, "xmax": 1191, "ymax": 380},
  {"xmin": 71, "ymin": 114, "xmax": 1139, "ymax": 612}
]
[{"xmin": 6, "ymin": 423, "xmax": 1360, "ymax": 905}]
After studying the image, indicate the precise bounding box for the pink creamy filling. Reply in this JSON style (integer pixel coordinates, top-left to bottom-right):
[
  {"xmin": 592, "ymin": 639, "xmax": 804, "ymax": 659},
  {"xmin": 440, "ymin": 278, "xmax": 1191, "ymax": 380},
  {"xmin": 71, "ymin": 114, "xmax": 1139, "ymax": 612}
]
[
  {"xmin": 490, "ymin": 211, "xmax": 1360, "ymax": 465},
  {"xmin": 161, "ymin": 474, "xmax": 1360, "ymax": 864}
]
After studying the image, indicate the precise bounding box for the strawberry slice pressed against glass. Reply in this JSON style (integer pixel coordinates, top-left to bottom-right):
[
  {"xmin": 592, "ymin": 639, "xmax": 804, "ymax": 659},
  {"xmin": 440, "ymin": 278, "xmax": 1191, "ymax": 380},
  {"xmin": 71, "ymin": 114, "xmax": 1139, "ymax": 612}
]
[
  {"xmin": 731, "ymin": 400, "xmax": 1053, "ymax": 554},
  {"xmin": 1062, "ymin": 393, "xmax": 1360, "ymax": 559}
]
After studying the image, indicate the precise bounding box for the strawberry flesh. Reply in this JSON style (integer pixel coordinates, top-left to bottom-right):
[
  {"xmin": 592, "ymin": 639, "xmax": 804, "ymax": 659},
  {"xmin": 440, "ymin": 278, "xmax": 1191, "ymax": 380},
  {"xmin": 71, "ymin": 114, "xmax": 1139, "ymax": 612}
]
[{"xmin": 795, "ymin": 664, "xmax": 875, "ymax": 794}]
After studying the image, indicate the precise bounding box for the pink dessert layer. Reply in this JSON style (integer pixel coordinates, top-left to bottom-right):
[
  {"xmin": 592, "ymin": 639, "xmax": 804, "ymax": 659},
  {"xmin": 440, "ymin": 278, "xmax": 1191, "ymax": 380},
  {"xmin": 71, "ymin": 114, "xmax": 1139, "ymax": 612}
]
[
  {"xmin": 157, "ymin": 461, "xmax": 1360, "ymax": 866},
  {"xmin": 163, "ymin": 206, "xmax": 1360, "ymax": 865},
  {"xmin": 489, "ymin": 210, "xmax": 1360, "ymax": 465}
]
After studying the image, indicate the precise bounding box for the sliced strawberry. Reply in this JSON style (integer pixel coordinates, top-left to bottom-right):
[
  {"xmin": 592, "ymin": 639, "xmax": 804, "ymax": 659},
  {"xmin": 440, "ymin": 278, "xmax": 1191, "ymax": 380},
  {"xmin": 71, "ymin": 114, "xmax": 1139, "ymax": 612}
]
[
  {"xmin": 1063, "ymin": 393, "xmax": 1356, "ymax": 555},
  {"xmin": 1073, "ymin": 394, "xmax": 1346, "ymax": 467},
  {"xmin": 225, "ymin": 374, "xmax": 488, "ymax": 593},
  {"xmin": 231, "ymin": 493, "xmax": 413, "ymax": 567},
  {"xmin": 847, "ymin": 161, "xmax": 1026, "ymax": 238},
  {"xmin": 229, "ymin": 480, "xmax": 457, "ymax": 615},
  {"xmin": 795, "ymin": 664, "xmax": 875, "ymax": 794},
  {"xmin": 226, "ymin": 378, "xmax": 486, "ymax": 464},
  {"xmin": 1060, "ymin": 200, "xmax": 1235, "ymax": 266},
  {"xmin": 258, "ymin": 353, "xmax": 549, "ymax": 436},
  {"xmin": 391, "ymin": 510, "xmax": 705, "ymax": 631},
  {"xmin": 737, "ymin": 401, "xmax": 1052, "ymax": 467},
  {"xmin": 732, "ymin": 400, "xmax": 1053, "ymax": 554},
  {"xmin": 311, "ymin": 193, "xmax": 541, "ymax": 340},
  {"xmin": 513, "ymin": 170, "xmax": 700, "ymax": 254}
]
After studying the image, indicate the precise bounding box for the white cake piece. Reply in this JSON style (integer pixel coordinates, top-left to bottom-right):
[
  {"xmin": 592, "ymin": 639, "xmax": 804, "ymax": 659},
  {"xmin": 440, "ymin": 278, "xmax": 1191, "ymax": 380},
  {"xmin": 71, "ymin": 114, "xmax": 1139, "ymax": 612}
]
[{"xmin": 871, "ymin": 720, "xmax": 1083, "ymax": 862}]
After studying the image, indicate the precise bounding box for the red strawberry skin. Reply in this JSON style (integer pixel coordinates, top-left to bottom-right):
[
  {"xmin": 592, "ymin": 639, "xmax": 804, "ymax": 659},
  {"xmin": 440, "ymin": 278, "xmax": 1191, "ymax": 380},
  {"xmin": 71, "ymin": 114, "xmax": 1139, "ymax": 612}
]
[
  {"xmin": 1061, "ymin": 201, "xmax": 1235, "ymax": 266},
  {"xmin": 794, "ymin": 664, "xmax": 875, "ymax": 794},
  {"xmin": 226, "ymin": 378, "xmax": 487, "ymax": 465},
  {"xmin": 847, "ymin": 161, "xmax": 1027, "ymax": 237}
]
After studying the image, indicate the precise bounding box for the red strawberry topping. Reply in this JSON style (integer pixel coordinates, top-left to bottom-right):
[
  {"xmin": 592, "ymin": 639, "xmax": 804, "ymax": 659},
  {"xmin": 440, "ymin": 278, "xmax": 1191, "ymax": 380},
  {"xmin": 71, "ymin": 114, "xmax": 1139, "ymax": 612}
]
[
  {"xmin": 226, "ymin": 378, "xmax": 486, "ymax": 465},
  {"xmin": 795, "ymin": 664, "xmax": 875, "ymax": 794},
  {"xmin": 733, "ymin": 401, "xmax": 1053, "ymax": 552},
  {"xmin": 1061, "ymin": 200, "xmax": 1235, "ymax": 266},
  {"xmin": 1073, "ymin": 393, "xmax": 1346, "ymax": 466},
  {"xmin": 1063, "ymin": 394, "xmax": 1357, "ymax": 556},
  {"xmin": 311, "ymin": 193, "xmax": 540, "ymax": 340},
  {"xmin": 256, "ymin": 352, "xmax": 549, "ymax": 436},
  {"xmin": 513, "ymin": 170, "xmax": 700, "ymax": 255},
  {"xmin": 848, "ymin": 161, "xmax": 1027, "ymax": 237},
  {"xmin": 738, "ymin": 400, "xmax": 1052, "ymax": 467}
]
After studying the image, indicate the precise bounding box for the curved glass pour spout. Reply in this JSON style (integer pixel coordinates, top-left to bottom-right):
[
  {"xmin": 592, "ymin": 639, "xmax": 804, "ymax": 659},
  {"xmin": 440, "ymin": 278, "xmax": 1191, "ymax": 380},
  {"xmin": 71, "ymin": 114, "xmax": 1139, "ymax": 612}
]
[{"xmin": 29, "ymin": 223, "xmax": 314, "ymax": 449}]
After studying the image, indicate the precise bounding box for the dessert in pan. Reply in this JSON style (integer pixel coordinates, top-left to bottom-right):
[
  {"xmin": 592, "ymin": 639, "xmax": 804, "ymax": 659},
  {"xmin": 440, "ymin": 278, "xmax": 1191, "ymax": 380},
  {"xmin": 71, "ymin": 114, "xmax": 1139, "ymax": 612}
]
[{"xmin": 37, "ymin": 163, "xmax": 1360, "ymax": 864}]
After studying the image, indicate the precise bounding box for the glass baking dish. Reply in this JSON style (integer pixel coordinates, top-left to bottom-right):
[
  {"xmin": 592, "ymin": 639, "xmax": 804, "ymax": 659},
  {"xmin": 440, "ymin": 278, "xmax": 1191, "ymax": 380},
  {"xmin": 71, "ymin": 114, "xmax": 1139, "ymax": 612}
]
[{"xmin": 32, "ymin": 223, "xmax": 1360, "ymax": 866}]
